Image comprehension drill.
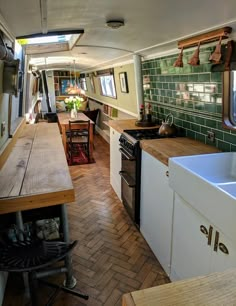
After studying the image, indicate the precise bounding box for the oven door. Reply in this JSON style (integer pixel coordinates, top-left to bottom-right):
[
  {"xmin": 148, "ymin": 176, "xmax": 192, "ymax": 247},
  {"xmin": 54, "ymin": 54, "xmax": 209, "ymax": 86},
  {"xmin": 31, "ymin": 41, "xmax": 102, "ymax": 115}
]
[{"xmin": 119, "ymin": 147, "xmax": 136, "ymax": 223}]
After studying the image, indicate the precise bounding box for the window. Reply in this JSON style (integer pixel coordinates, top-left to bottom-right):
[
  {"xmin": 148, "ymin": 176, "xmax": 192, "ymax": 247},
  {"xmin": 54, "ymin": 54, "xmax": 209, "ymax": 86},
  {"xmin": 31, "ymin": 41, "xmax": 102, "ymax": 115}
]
[
  {"xmin": 99, "ymin": 75, "xmax": 116, "ymax": 98},
  {"xmin": 223, "ymin": 70, "xmax": 236, "ymax": 129},
  {"xmin": 230, "ymin": 71, "xmax": 236, "ymax": 123},
  {"xmin": 80, "ymin": 77, "xmax": 87, "ymax": 91}
]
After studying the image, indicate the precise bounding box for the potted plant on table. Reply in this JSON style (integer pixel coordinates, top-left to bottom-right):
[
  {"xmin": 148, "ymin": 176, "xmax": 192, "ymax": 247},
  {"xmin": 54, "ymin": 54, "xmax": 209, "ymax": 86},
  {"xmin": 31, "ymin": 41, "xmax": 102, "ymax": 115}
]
[{"xmin": 64, "ymin": 96, "xmax": 83, "ymax": 118}]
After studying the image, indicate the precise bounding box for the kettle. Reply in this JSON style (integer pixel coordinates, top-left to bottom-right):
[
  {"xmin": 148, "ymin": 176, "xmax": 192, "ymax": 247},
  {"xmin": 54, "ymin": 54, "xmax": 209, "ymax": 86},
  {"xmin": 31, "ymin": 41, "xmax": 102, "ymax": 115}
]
[{"xmin": 158, "ymin": 113, "xmax": 177, "ymax": 137}]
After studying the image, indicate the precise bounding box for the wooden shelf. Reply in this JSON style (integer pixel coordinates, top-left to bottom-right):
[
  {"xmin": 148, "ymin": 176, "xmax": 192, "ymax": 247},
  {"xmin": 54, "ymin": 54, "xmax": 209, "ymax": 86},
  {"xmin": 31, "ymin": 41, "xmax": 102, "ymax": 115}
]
[
  {"xmin": 103, "ymin": 121, "xmax": 110, "ymax": 127},
  {"xmin": 178, "ymin": 26, "xmax": 232, "ymax": 49},
  {"xmin": 103, "ymin": 129, "xmax": 110, "ymax": 137},
  {"xmin": 87, "ymin": 95, "xmax": 138, "ymax": 118},
  {"xmin": 103, "ymin": 112, "xmax": 119, "ymax": 120}
]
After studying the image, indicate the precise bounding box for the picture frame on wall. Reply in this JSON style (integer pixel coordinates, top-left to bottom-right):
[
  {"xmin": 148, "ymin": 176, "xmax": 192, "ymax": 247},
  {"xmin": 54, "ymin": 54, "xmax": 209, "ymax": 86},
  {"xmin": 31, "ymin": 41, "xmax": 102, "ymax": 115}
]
[
  {"xmin": 119, "ymin": 72, "xmax": 129, "ymax": 93},
  {"xmin": 60, "ymin": 78, "xmax": 79, "ymax": 95}
]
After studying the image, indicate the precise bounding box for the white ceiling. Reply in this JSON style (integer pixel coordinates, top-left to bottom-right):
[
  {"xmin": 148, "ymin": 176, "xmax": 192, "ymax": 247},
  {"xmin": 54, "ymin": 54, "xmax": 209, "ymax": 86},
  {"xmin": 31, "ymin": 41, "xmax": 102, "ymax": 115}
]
[{"xmin": 1, "ymin": 0, "xmax": 236, "ymax": 72}]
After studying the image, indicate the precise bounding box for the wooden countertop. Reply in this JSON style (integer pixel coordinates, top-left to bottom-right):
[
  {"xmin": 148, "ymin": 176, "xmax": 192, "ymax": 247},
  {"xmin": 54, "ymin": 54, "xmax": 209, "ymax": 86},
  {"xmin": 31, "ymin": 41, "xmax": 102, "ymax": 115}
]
[
  {"xmin": 108, "ymin": 119, "xmax": 159, "ymax": 134},
  {"xmin": 122, "ymin": 269, "xmax": 236, "ymax": 306},
  {"xmin": 0, "ymin": 123, "xmax": 75, "ymax": 214},
  {"xmin": 140, "ymin": 137, "xmax": 221, "ymax": 166},
  {"xmin": 107, "ymin": 119, "xmax": 220, "ymax": 165}
]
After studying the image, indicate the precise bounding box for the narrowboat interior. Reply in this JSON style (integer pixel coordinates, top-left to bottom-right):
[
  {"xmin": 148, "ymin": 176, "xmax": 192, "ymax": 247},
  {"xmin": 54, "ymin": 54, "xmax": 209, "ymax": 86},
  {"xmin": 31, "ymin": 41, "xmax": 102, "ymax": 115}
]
[{"xmin": 1, "ymin": 1, "xmax": 236, "ymax": 305}]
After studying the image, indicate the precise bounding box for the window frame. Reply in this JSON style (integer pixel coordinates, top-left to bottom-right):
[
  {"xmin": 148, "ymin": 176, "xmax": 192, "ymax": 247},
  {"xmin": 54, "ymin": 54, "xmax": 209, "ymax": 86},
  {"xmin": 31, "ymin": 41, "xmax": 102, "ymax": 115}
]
[
  {"xmin": 80, "ymin": 77, "xmax": 87, "ymax": 91},
  {"xmin": 99, "ymin": 74, "xmax": 117, "ymax": 99},
  {"xmin": 223, "ymin": 70, "xmax": 236, "ymax": 130}
]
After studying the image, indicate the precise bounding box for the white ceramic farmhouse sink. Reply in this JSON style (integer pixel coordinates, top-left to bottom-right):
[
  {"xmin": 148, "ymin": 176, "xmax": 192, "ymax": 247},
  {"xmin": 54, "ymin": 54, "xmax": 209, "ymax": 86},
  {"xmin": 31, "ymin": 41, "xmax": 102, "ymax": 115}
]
[
  {"xmin": 169, "ymin": 152, "xmax": 236, "ymax": 184},
  {"xmin": 217, "ymin": 182, "xmax": 236, "ymax": 198},
  {"xmin": 169, "ymin": 152, "xmax": 236, "ymax": 242}
]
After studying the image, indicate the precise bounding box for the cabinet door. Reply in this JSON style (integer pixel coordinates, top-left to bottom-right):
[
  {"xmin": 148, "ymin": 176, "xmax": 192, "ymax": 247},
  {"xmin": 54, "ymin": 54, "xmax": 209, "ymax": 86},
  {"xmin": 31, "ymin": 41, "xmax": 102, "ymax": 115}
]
[
  {"xmin": 110, "ymin": 127, "xmax": 121, "ymax": 200},
  {"xmin": 140, "ymin": 151, "xmax": 173, "ymax": 275},
  {"xmin": 210, "ymin": 227, "xmax": 236, "ymax": 273},
  {"xmin": 170, "ymin": 194, "xmax": 212, "ymax": 281}
]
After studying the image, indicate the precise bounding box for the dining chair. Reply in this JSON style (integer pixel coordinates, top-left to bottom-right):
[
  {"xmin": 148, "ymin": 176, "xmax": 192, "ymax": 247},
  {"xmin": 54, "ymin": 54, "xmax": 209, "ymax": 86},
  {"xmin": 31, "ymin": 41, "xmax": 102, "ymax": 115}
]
[
  {"xmin": 67, "ymin": 120, "xmax": 90, "ymax": 165},
  {"xmin": 82, "ymin": 109, "xmax": 99, "ymax": 134}
]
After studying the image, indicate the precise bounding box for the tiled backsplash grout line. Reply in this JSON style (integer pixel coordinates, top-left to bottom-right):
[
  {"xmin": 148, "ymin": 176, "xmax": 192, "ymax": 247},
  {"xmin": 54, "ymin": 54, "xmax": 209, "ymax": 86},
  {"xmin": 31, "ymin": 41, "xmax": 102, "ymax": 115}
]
[{"xmin": 147, "ymin": 100, "xmax": 222, "ymax": 120}]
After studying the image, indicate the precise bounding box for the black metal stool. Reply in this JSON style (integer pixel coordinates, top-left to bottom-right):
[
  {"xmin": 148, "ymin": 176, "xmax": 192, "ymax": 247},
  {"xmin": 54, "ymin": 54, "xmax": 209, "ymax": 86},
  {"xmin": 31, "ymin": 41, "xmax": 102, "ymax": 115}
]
[{"xmin": 0, "ymin": 239, "xmax": 89, "ymax": 306}]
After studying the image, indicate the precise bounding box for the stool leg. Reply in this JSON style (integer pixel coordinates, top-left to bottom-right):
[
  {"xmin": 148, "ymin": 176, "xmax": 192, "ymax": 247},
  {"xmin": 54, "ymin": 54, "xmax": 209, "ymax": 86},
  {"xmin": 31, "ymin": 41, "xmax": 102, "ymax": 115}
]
[
  {"xmin": 29, "ymin": 272, "xmax": 39, "ymax": 306},
  {"xmin": 61, "ymin": 204, "xmax": 77, "ymax": 289},
  {"xmin": 15, "ymin": 212, "xmax": 31, "ymax": 298}
]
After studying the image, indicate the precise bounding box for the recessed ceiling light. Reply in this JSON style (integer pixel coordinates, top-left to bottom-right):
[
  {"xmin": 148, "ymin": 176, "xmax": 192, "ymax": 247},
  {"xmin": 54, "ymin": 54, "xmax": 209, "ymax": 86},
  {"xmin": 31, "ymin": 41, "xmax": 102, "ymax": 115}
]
[{"xmin": 106, "ymin": 20, "xmax": 125, "ymax": 29}]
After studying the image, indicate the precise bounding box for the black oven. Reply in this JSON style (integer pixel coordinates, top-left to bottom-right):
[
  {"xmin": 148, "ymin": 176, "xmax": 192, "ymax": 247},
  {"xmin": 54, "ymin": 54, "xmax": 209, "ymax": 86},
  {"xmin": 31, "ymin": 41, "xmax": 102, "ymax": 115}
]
[
  {"xmin": 119, "ymin": 128, "xmax": 168, "ymax": 228},
  {"xmin": 119, "ymin": 137, "xmax": 141, "ymax": 227}
]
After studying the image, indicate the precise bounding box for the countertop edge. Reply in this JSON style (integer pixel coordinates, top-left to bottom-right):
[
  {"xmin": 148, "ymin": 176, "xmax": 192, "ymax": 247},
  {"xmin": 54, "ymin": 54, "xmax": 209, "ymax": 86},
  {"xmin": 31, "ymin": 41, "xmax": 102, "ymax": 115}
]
[
  {"xmin": 140, "ymin": 138, "xmax": 221, "ymax": 166},
  {"xmin": 107, "ymin": 119, "xmax": 221, "ymax": 165}
]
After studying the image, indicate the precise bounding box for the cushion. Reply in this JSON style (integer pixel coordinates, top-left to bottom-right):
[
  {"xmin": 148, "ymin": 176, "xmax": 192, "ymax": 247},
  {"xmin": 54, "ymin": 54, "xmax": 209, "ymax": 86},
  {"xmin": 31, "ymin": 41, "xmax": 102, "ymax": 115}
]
[
  {"xmin": 78, "ymin": 100, "xmax": 88, "ymax": 111},
  {"xmin": 56, "ymin": 101, "xmax": 66, "ymax": 112}
]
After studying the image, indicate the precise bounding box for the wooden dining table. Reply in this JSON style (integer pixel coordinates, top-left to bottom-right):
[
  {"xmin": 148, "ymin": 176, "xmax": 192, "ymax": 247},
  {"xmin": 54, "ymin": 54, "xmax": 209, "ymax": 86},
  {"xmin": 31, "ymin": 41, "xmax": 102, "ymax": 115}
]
[
  {"xmin": 0, "ymin": 122, "xmax": 76, "ymax": 288},
  {"xmin": 57, "ymin": 112, "xmax": 94, "ymax": 161}
]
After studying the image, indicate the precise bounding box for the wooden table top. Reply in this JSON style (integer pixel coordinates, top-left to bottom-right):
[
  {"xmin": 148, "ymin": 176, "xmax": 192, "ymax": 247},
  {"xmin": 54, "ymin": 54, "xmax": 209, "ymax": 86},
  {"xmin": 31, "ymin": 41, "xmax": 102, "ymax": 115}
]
[
  {"xmin": 122, "ymin": 269, "xmax": 236, "ymax": 306},
  {"xmin": 0, "ymin": 123, "xmax": 75, "ymax": 214},
  {"xmin": 57, "ymin": 112, "xmax": 94, "ymax": 125}
]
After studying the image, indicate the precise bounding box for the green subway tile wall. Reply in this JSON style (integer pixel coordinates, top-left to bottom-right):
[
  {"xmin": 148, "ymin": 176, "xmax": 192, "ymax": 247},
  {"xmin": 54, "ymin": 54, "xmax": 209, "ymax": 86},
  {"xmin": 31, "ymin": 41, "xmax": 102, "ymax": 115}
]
[{"xmin": 142, "ymin": 46, "xmax": 236, "ymax": 152}]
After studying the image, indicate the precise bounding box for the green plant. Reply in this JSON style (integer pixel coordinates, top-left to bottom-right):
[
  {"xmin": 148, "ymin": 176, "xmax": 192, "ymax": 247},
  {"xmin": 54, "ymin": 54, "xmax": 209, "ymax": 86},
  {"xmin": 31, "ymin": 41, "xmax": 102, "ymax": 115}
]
[{"xmin": 64, "ymin": 96, "xmax": 83, "ymax": 111}]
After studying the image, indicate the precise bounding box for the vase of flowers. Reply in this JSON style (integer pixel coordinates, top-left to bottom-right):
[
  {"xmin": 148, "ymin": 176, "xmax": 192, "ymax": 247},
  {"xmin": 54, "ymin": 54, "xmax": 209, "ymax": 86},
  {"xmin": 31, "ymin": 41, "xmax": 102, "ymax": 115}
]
[{"xmin": 64, "ymin": 96, "xmax": 83, "ymax": 118}]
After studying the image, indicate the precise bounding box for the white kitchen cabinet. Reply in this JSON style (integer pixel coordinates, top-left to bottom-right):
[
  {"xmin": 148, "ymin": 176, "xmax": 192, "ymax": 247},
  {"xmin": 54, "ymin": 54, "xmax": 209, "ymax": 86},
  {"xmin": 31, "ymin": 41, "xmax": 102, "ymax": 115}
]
[
  {"xmin": 210, "ymin": 225, "xmax": 236, "ymax": 273},
  {"xmin": 140, "ymin": 151, "xmax": 174, "ymax": 276},
  {"xmin": 110, "ymin": 127, "xmax": 121, "ymax": 200},
  {"xmin": 171, "ymin": 193, "xmax": 236, "ymax": 281},
  {"xmin": 170, "ymin": 194, "xmax": 212, "ymax": 281}
]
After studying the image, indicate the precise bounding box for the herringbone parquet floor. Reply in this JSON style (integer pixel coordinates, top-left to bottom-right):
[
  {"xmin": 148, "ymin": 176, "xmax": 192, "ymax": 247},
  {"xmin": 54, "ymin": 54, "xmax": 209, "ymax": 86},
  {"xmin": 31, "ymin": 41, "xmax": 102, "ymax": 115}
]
[{"xmin": 3, "ymin": 134, "xmax": 170, "ymax": 306}]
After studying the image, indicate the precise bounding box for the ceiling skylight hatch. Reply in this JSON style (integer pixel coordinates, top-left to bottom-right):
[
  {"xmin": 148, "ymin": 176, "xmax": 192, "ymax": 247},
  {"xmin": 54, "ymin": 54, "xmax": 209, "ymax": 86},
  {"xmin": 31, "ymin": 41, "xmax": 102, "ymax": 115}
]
[{"xmin": 18, "ymin": 35, "xmax": 72, "ymax": 46}]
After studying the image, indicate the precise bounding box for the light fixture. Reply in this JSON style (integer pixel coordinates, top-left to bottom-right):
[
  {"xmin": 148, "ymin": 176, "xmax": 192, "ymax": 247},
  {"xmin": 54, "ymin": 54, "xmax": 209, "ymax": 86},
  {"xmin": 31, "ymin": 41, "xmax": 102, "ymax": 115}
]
[
  {"xmin": 209, "ymin": 37, "xmax": 222, "ymax": 64},
  {"xmin": 65, "ymin": 64, "xmax": 73, "ymax": 94},
  {"xmin": 40, "ymin": 0, "xmax": 48, "ymax": 34},
  {"xmin": 106, "ymin": 20, "xmax": 125, "ymax": 29},
  {"xmin": 188, "ymin": 42, "xmax": 201, "ymax": 66},
  {"xmin": 65, "ymin": 60, "xmax": 81, "ymax": 95}
]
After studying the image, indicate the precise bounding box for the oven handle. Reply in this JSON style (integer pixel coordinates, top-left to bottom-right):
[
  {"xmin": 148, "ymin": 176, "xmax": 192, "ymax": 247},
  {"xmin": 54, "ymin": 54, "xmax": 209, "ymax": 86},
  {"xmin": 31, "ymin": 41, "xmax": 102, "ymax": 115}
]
[
  {"xmin": 119, "ymin": 148, "xmax": 134, "ymax": 160},
  {"xmin": 119, "ymin": 171, "xmax": 136, "ymax": 187}
]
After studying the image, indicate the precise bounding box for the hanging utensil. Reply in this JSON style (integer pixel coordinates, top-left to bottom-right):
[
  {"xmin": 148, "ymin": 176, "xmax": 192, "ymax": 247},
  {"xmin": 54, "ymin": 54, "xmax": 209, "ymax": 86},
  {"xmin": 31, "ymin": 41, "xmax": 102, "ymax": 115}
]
[
  {"xmin": 188, "ymin": 42, "xmax": 200, "ymax": 66},
  {"xmin": 173, "ymin": 47, "xmax": 184, "ymax": 67},
  {"xmin": 209, "ymin": 37, "xmax": 222, "ymax": 64}
]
